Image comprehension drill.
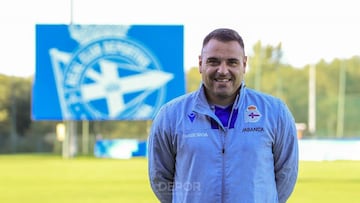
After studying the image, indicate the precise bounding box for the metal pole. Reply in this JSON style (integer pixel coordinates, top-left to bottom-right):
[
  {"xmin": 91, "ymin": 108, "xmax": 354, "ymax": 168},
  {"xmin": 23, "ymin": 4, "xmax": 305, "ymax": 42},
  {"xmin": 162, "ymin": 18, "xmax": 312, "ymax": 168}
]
[
  {"xmin": 70, "ymin": 0, "xmax": 74, "ymax": 24},
  {"xmin": 336, "ymin": 62, "xmax": 346, "ymax": 138},
  {"xmin": 69, "ymin": 121, "xmax": 77, "ymax": 157},
  {"xmin": 308, "ymin": 65, "xmax": 316, "ymax": 135},
  {"xmin": 61, "ymin": 0, "xmax": 80, "ymax": 159},
  {"xmin": 275, "ymin": 47, "xmax": 282, "ymax": 98},
  {"xmin": 254, "ymin": 42, "xmax": 262, "ymax": 91},
  {"xmin": 62, "ymin": 120, "xmax": 77, "ymax": 158},
  {"xmin": 82, "ymin": 120, "xmax": 89, "ymax": 155},
  {"xmin": 63, "ymin": 120, "xmax": 70, "ymax": 158},
  {"xmin": 10, "ymin": 80, "xmax": 17, "ymax": 153}
]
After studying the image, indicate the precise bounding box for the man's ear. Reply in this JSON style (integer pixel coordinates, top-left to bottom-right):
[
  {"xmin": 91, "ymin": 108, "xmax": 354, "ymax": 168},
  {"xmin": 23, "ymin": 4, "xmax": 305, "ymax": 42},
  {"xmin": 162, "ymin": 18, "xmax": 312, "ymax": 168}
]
[
  {"xmin": 243, "ymin": 56, "xmax": 248, "ymax": 73},
  {"xmin": 198, "ymin": 55, "xmax": 203, "ymax": 73}
]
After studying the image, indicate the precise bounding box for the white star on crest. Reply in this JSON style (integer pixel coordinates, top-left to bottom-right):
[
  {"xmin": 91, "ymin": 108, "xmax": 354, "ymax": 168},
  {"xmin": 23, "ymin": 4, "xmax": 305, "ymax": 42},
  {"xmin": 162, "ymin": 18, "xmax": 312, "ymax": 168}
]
[{"xmin": 81, "ymin": 60, "xmax": 173, "ymax": 118}]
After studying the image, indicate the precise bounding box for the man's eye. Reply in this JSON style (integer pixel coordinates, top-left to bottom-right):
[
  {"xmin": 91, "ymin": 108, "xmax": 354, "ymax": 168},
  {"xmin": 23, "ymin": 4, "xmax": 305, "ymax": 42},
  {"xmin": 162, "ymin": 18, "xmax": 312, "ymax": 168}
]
[
  {"xmin": 228, "ymin": 60, "xmax": 239, "ymax": 66},
  {"xmin": 206, "ymin": 59, "xmax": 220, "ymax": 66}
]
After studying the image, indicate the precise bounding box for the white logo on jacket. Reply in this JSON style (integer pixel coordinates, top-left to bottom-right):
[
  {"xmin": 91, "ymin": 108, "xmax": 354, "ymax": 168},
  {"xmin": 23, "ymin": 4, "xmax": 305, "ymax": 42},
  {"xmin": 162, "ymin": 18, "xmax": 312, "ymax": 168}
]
[
  {"xmin": 183, "ymin": 133, "xmax": 208, "ymax": 138},
  {"xmin": 245, "ymin": 105, "xmax": 261, "ymax": 123}
]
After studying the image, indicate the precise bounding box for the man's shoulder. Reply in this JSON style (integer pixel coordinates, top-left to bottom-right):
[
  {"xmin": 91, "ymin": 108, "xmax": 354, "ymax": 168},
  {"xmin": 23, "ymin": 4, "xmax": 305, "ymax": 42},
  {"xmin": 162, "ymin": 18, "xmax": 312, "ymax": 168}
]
[
  {"xmin": 245, "ymin": 87, "xmax": 283, "ymax": 104},
  {"xmin": 246, "ymin": 87, "xmax": 278, "ymax": 98},
  {"xmin": 163, "ymin": 90, "xmax": 198, "ymax": 108}
]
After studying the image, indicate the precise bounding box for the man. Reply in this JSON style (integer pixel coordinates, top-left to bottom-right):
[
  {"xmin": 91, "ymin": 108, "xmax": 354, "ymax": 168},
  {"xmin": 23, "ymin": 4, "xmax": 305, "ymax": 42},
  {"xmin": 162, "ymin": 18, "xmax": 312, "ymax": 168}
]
[{"xmin": 148, "ymin": 28, "xmax": 298, "ymax": 203}]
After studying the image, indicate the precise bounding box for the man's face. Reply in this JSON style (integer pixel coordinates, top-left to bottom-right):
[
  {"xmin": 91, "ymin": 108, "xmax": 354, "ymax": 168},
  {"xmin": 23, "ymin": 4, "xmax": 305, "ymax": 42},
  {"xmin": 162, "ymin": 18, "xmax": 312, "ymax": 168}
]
[{"xmin": 199, "ymin": 39, "xmax": 247, "ymax": 105}]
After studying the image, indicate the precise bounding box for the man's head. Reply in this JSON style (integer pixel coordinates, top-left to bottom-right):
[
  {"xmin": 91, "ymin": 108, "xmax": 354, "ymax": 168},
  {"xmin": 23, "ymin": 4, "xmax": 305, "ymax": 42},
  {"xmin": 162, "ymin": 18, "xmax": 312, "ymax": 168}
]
[{"xmin": 199, "ymin": 28, "xmax": 247, "ymax": 106}]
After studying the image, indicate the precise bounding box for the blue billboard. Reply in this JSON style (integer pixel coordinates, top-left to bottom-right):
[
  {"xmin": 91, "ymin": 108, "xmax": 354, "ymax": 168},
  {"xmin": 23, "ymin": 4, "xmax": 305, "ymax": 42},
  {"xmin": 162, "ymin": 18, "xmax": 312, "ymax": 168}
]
[
  {"xmin": 94, "ymin": 139, "xmax": 147, "ymax": 159},
  {"xmin": 33, "ymin": 24, "xmax": 185, "ymax": 120}
]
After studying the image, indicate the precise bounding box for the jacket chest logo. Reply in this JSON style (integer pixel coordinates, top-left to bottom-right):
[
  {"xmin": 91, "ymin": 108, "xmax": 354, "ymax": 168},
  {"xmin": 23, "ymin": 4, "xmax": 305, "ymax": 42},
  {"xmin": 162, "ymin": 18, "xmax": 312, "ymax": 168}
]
[
  {"xmin": 245, "ymin": 105, "xmax": 261, "ymax": 123},
  {"xmin": 188, "ymin": 112, "xmax": 196, "ymax": 122}
]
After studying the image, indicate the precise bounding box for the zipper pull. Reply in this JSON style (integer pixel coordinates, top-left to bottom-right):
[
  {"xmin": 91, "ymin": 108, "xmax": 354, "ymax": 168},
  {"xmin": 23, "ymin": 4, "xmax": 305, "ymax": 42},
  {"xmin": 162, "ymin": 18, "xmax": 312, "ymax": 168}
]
[{"xmin": 222, "ymin": 148, "xmax": 225, "ymax": 154}]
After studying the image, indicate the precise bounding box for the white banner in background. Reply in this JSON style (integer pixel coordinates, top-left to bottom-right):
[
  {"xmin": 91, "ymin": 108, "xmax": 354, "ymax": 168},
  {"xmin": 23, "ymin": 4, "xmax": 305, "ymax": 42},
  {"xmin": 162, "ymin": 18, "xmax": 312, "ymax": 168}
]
[{"xmin": 299, "ymin": 139, "xmax": 360, "ymax": 161}]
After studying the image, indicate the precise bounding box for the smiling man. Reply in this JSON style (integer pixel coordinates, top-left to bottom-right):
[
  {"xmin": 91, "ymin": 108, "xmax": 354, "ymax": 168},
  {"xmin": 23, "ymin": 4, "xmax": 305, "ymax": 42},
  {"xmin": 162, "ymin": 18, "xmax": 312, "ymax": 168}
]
[
  {"xmin": 199, "ymin": 30, "xmax": 246, "ymax": 107},
  {"xmin": 148, "ymin": 28, "xmax": 299, "ymax": 203}
]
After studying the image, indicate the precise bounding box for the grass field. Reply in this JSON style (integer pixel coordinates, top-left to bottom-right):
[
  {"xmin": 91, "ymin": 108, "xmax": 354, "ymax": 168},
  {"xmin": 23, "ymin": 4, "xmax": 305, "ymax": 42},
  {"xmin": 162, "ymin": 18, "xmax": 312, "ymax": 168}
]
[{"xmin": 1, "ymin": 154, "xmax": 360, "ymax": 203}]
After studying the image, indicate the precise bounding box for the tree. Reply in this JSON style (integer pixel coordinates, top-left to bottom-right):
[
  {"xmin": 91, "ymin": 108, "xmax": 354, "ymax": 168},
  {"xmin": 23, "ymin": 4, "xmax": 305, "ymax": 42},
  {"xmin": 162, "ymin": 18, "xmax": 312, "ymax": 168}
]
[
  {"xmin": 0, "ymin": 75, "xmax": 32, "ymax": 137},
  {"xmin": 186, "ymin": 66, "xmax": 202, "ymax": 93}
]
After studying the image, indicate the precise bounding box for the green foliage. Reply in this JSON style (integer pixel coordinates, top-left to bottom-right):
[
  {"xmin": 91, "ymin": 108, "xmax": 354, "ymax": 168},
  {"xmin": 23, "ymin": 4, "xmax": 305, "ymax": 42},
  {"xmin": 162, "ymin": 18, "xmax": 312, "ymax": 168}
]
[
  {"xmin": 0, "ymin": 75, "xmax": 32, "ymax": 136},
  {"xmin": 186, "ymin": 66, "xmax": 201, "ymax": 92},
  {"xmin": 312, "ymin": 57, "xmax": 360, "ymax": 136},
  {"xmin": 246, "ymin": 42, "xmax": 360, "ymax": 137}
]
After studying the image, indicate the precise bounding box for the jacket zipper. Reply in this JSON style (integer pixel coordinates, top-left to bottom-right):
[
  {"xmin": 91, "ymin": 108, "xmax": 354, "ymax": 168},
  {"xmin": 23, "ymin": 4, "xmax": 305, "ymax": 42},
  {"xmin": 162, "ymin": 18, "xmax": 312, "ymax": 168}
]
[
  {"xmin": 221, "ymin": 93, "xmax": 239, "ymax": 202},
  {"xmin": 221, "ymin": 128, "xmax": 226, "ymax": 203}
]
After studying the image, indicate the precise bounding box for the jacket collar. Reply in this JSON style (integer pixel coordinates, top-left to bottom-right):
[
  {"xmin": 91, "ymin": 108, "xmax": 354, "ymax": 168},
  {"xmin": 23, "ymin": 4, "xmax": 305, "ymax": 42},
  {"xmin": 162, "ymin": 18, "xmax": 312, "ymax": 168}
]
[{"xmin": 193, "ymin": 80, "xmax": 246, "ymax": 114}]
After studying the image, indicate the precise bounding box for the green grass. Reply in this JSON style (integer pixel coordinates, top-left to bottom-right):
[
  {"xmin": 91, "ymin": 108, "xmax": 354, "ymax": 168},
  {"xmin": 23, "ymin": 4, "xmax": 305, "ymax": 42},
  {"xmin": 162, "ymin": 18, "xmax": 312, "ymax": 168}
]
[
  {"xmin": 0, "ymin": 154, "xmax": 157, "ymax": 203},
  {"xmin": 1, "ymin": 155, "xmax": 360, "ymax": 203},
  {"xmin": 288, "ymin": 161, "xmax": 360, "ymax": 203}
]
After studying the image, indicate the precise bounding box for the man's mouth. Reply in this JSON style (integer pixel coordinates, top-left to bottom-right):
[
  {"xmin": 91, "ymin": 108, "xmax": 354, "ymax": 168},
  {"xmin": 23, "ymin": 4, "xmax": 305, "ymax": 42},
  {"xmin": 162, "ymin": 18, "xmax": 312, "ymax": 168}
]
[{"xmin": 215, "ymin": 78, "xmax": 231, "ymax": 82}]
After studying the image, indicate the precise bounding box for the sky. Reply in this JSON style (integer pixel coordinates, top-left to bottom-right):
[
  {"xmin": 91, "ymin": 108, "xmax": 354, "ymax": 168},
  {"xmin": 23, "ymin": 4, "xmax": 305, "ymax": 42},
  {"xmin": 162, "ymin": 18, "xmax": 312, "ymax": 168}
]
[{"xmin": 0, "ymin": 0, "xmax": 359, "ymax": 77}]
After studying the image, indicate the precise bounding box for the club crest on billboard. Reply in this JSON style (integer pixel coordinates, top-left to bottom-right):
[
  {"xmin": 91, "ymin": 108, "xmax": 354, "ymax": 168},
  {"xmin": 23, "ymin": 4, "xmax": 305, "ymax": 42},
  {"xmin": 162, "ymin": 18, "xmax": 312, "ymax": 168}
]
[{"xmin": 33, "ymin": 24, "xmax": 185, "ymax": 120}]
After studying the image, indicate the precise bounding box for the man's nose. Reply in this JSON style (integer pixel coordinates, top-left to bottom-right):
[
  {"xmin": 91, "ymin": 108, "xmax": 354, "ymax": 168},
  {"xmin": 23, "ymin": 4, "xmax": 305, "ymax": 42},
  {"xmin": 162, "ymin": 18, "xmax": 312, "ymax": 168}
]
[{"xmin": 217, "ymin": 62, "xmax": 229, "ymax": 74}]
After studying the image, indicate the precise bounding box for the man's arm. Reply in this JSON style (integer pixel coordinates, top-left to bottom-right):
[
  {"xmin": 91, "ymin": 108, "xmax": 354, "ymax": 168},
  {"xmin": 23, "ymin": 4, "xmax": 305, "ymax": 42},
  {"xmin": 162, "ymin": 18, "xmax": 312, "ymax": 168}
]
[
  {"xmin": 148, "ymin": 108, "xmax": 176, "ymax": 203},
  {"xmin": 273, "ymin": 102, "xmax": 299, "ymax": 203}
]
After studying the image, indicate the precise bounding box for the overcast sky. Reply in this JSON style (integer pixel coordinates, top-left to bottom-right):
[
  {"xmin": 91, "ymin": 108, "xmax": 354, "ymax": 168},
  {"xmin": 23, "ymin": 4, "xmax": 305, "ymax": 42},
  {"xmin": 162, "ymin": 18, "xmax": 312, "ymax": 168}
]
[{"xmin": 1, "ymin": 0, "xmax": 359, "ymax": 77}]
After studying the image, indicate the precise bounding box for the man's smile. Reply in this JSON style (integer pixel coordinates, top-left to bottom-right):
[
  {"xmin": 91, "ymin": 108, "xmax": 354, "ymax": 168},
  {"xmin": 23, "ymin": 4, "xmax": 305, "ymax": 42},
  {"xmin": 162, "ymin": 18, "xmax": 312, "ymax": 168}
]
[{"xmin": 214, "ymin": 78, "xmax": 231, "ymax": 82}]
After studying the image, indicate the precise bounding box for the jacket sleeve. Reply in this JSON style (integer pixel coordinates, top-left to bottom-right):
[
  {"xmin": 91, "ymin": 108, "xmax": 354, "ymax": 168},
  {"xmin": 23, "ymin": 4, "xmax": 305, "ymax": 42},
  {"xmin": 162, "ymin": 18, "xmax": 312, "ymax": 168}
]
[
  {"xmin": 273, "ymin": 102, "xmax": 299, "ymax": 203},
  {"xmin": 148, "ymin": 106, "xmax": 176, "ymax": 203}
]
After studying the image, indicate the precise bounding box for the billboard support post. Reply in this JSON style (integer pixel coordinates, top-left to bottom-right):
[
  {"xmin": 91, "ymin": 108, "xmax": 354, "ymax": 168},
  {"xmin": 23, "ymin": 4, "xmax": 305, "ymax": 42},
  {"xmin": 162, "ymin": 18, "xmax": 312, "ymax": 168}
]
[
  {"xmin": 82, "ymin": 120, "xmax": 89, "ymax": 155},
  {"xmin": 62, "ymin": 120, "xmax": 77, "ymax": 158}
]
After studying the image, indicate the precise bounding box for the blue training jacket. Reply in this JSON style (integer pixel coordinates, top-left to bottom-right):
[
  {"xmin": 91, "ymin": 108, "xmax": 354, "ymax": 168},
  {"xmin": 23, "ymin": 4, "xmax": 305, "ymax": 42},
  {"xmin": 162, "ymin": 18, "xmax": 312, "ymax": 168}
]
[{"xmin": 148, "ymin": 83, "xmax": 299, "ymax": 203}]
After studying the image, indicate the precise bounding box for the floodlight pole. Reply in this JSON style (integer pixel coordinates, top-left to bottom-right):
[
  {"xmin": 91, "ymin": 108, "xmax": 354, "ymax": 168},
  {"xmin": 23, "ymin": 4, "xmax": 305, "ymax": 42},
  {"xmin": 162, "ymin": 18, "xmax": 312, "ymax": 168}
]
[
  {"xmin": 336, "ymin": 62, "xmax": 346, "ymax": 138},
  {"xmin": 308, "ymin": 65, "xmax": 316, "ymax": 135},
  {"xmin": 254, "ymin": 42, "xmax": 262, "ymax": 91}
]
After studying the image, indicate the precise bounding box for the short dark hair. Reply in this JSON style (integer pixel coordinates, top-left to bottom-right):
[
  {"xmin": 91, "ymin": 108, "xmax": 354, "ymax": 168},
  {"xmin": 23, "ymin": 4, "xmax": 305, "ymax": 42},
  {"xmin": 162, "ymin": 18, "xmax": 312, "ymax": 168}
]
[{"xmin": 202, "ymin": 28, "xmax": 245, "ymax": 53}]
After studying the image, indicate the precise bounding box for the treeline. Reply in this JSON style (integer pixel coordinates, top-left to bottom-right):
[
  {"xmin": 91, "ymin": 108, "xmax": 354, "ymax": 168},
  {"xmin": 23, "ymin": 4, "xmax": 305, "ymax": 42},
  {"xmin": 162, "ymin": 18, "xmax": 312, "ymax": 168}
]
[
  {"xmin": 245, "ymin": 42, "xmax": 360, "ymax": 137},
  {"xmin": 1, "ymin": 41, "xmax": 359, "ymax": 153},
  {"xmin": 187, "ymin": 41, "xmax": 360, "ymax": 137}
]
